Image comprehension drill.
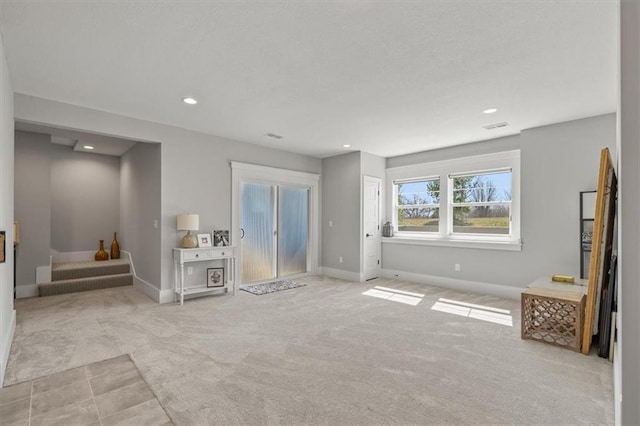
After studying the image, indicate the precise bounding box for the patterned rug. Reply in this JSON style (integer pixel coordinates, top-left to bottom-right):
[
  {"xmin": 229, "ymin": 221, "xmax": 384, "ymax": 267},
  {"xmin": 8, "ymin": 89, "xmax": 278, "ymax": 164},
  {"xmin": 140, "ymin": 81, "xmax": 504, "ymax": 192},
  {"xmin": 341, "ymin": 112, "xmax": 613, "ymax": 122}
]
[{"xmin": 240, "ymin": 280, "xmax": 306, "ymax": 295}]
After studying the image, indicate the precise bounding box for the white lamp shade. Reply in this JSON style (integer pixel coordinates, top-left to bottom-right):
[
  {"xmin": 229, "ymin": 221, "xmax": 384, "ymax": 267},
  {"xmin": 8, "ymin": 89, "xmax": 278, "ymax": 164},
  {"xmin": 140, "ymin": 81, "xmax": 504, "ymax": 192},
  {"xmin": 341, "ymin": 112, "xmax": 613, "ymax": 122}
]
[{"xmin": 177, "ymin": 214, "xmax": 199, "ymax": 231}]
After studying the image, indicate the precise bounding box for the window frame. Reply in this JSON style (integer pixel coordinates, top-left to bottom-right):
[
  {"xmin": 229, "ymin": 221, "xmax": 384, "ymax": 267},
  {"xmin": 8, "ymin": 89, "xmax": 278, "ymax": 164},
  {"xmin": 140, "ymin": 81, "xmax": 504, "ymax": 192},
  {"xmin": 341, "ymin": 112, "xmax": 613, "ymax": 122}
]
[
  {"xmin": 394, "ymin": 176, "xmax": 441, "ymax": 235},
  {"xmin": 447, "ymin": 168, "xmax": 513, "ymax": 237},
  {"xmin": 386, "ymin": 150, "xmax": 521, "ymax": 251}
]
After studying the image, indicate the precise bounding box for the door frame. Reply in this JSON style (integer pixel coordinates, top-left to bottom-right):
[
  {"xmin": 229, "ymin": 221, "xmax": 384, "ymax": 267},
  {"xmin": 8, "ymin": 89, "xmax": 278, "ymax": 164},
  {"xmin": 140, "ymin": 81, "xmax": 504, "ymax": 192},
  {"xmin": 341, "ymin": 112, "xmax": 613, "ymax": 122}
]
[
  {"xmin": 231, "ymin": 162, "xmax": 320, "ymax": 285},
  {"xmin": 361, "ymin": 175, "xmax": 382, "ymax": 281}
]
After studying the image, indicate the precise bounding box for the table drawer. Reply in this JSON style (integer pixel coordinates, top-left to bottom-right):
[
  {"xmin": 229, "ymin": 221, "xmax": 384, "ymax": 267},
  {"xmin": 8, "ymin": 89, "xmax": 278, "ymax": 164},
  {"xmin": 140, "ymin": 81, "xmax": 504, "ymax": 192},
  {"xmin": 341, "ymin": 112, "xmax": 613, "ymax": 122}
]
[{"xmin": 182, "ymin": 248, "xmax": 232, "ymax": 261}]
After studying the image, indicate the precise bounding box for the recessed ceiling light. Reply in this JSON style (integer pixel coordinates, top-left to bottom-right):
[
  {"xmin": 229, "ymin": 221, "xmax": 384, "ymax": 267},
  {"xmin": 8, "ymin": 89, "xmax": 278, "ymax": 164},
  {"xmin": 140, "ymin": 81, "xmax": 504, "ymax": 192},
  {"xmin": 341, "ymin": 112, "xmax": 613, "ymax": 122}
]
[
  {"xmin": 343, "ymin": 144, "xmax": 351, "ymax": 148},
  {"xmin": 83, "ymin": 145, "xmax": 94, "ymax": 150},
  {"xmin": 483, "ymin": 108, "xmax": 498, "ymax": 114},
  {"xmin": 182, "ymin": 97, "xmax": 198, "ymax": 105}
]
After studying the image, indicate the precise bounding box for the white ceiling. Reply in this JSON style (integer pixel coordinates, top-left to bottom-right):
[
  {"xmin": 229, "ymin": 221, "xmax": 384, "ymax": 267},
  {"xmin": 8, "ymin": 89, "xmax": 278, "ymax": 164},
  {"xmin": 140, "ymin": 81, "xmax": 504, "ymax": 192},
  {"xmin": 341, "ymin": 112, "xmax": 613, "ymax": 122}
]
[{"xmin": 0, "ymin": 1, "xmax": 618, "ymax": 159}]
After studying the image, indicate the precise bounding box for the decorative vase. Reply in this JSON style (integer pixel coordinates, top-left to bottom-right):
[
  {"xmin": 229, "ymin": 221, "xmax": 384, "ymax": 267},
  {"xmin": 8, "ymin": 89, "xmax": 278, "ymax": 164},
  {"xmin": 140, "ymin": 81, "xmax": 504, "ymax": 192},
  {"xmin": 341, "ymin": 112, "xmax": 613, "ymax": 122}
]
[
  {"xmin": 95, "ymin": 240, "xmax": 109, "ymax": 261},
  {"xmin": 110, "ymin": 232, "xmax": 120, "ymax": 259}
]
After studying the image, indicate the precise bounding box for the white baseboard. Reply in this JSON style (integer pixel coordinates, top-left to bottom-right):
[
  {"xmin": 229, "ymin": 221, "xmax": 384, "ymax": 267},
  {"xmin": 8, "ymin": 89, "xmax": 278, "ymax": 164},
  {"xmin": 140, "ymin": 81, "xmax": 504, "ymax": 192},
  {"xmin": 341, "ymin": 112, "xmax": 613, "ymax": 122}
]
[
  {"xmin": 159, "ymin": 289, "xmax": 175, "ymax": 304},
  {"xmin": 124, "ymin": 251, "xmax": 171, "ymax": 304},
  {"xmin": 380, "ymin": 269, "xmax": 522, "ymax": 300},
  {"xmin": 52, "ymin": 250, "xmax": 94, "ymax": 263},
  {"xmin": 36, "ymin": 265, "xmax": 51, "ymax": 284},
  {"xmin": 133, "ymin": 276, "xmax": 172, "ymax": 304},
  {"xmin": 121, "ymin": 251, "xmax": 135, "ymax": 275},
  {"xmin": 16, "ymin": 284, "xmax": 38, "ymax": 299},
  {"xmin": 1, "ymin": 310, "xmax": 16, "ymax": 387},
  {"xmin": 320, "ymin": 267, "xmax": 362, "ymax": 282}
]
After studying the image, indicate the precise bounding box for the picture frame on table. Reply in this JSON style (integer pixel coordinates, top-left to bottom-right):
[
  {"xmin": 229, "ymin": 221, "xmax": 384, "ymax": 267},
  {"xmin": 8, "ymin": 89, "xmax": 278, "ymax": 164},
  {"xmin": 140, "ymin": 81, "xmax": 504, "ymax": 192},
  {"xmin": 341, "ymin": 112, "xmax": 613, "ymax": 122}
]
[
  {"xmin": 207, "ymin": 267, "xmax": 224, "ymax": 287},
  {"xmin": 213, "ymin": 230, "xmax": 229, "ymax": 247},
  {"xmin": 197, "ymin": 233, "xmax": 212, "ymax": 248}
]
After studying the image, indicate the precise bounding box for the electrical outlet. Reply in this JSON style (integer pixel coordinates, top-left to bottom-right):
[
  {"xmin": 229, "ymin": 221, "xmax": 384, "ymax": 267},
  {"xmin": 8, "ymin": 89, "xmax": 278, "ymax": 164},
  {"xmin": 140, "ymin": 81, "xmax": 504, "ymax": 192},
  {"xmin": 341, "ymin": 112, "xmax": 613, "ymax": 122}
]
[
  {"xmin": 329, "ymin": 220, "xmax": 333, "ymax": 227},
  {"xmin": 187, "ymin": 267, "xmax": 193, "ymax": 275},
  {"xmin": 153, "ymin": 219, "xmax": 158, "ymax": 229},
  {"xmin": 455, "ymin": 264, "xmax": 461, "ymax": 272},
  {"xmin": 339, "ymin": 256, "xmax": 343, "ymax": 263}
]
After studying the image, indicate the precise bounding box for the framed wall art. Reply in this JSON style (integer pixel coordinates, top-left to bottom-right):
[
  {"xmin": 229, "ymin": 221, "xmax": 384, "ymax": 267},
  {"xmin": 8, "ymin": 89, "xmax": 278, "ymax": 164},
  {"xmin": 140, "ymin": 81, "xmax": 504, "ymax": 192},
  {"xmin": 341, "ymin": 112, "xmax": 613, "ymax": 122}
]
[{"xmin": 207, "ymin": 267, "xmax": 224, "ymax": 287}]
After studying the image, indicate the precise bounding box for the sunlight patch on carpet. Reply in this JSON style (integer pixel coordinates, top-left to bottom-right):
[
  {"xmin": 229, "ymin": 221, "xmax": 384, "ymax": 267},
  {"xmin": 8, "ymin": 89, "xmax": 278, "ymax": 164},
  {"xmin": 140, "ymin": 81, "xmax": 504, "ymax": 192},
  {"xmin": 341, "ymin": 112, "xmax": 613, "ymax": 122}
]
[
  {"xmin": 431, "ymin": 298, "xmax": 513, "ymax": 326},
  {"xmin": 363, "ymin": 286, "xmax": 424, "ymax": 306}
]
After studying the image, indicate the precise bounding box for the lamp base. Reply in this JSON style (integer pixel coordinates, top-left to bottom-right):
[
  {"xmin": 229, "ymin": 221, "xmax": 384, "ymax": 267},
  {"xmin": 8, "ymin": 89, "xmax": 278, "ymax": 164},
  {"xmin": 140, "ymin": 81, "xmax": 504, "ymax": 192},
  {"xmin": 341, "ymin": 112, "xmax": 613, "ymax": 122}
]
[{"xmin": 181, "ymin": 231, "xmax": 198, "ymax": 248}]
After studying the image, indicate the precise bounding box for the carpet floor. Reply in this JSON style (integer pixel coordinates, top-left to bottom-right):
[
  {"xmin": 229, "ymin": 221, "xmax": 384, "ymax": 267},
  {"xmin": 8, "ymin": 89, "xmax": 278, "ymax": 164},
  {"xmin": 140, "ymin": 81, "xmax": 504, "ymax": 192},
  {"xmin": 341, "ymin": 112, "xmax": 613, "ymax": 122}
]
[{"xmin": 4, "ymin": 276, "xmax": 613, "ymax": 425}]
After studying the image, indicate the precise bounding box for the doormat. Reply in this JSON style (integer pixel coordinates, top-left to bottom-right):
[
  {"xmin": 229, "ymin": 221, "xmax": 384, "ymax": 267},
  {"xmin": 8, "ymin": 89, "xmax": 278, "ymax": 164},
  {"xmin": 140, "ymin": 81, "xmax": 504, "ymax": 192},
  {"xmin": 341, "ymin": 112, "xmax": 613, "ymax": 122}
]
[{"xmin": 240, "ymin": 280, "xmax": 306, "ymax": 295}]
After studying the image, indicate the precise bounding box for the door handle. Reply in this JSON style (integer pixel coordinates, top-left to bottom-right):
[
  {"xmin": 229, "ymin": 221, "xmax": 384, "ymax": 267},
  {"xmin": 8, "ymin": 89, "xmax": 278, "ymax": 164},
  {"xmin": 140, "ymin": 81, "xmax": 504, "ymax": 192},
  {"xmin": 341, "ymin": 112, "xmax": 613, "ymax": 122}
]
[
  {"xmin": 240, "ymin": 228, "xmax": 245, "ymax": 239},
  {"xmin": 366, "ymin": 233, "xmax": 372, "ymax": 237}
]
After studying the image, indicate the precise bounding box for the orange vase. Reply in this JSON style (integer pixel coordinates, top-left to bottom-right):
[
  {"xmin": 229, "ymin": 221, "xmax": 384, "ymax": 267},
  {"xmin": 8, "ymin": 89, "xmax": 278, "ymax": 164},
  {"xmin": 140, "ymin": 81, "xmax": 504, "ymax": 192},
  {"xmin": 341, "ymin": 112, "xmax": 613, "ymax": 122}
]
[
  {"xmin": 110, "ymin": 232, "xmax": 120, "ymax": 259},
  {"xmin": 95, "ymin": 240, "xmax": 108, "ymax": 261}
]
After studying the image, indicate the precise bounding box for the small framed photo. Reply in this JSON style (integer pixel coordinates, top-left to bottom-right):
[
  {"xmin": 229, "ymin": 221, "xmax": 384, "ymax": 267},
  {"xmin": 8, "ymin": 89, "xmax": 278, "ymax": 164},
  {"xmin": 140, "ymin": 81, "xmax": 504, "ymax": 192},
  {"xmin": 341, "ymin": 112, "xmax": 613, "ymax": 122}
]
[
  {"xmin": 197, "ymin": 233, "xmax": 212, "ymax": 248},
  {"xmin": 207, "ymin": 267, "xmax": 224, "ymax": 287},
  {"xmin": 213, "ymin": 230, "xmax": 229, "ymax": 247}
]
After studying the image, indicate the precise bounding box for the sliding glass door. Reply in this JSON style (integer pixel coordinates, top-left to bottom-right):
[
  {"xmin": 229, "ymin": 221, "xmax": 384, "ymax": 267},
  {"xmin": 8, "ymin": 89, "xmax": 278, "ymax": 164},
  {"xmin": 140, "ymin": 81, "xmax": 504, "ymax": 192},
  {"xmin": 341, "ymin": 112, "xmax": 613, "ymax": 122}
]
[
  {"xmin": 241, "ymin": 183, "xmax": 309, "ymax": 283},
  {"xmin": 240, "ymin": 183, "xmax": 276, "ymax": 283},
  {"xmin": 278, "ymin": 187, "xmax": 308, "ymax": 277}
]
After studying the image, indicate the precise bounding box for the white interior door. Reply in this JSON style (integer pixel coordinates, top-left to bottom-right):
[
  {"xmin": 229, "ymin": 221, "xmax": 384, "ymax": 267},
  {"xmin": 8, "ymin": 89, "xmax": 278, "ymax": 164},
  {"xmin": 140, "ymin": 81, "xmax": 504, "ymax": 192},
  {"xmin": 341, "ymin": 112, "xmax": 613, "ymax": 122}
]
[{"xmin": 363, "ymin": 176, "xmax": 381, "ymax": 281}]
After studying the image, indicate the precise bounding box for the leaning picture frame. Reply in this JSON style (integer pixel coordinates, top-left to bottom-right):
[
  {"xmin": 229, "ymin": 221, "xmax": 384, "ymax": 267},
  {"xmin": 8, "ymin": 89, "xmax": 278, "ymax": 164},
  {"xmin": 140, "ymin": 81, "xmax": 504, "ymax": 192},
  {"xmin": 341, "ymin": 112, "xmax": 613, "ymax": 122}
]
[
  {"xmin": 207, "ymin": 267, "xmax": 224, "ymax": 287},
  {"xmin": 213, "ymin": 230, "xmax": 230, "ymax": 247},
  {"xmin": 197, "ymin": 233, "xmax": 212, "ymax": 248}
]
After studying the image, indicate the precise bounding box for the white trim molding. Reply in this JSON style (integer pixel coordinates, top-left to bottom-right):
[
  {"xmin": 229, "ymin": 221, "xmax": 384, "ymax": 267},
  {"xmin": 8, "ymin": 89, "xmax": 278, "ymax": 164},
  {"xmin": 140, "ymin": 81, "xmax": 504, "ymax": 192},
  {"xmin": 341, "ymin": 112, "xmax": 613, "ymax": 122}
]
[
  {"xmin": 16, "ymin": 284, "xmax": 38, "ymax": 299},
  {"xmin": 132, "ymin": 276, "xmax": 174, "ymax": 304},
  {"xmin": 230, "ymin": 161, "xmax": 320, "ymax": 285},
  {"xmin": 1, "ymin": 310, "xmax": 16, "ymax": 386},
  {"xmin": 381, "ymin": 269, "xmax": 522, "ymax": 300},
  {"xmin": 122, "ymin": 250, "xmax": 170, "ymax": 304},
  {"xmin": 320, "ymin": 267, "xmax": 363, "ymax": 283},
  {"xmin": 381, "ymin": 236, "xmax": 522, "ymax": 251}
]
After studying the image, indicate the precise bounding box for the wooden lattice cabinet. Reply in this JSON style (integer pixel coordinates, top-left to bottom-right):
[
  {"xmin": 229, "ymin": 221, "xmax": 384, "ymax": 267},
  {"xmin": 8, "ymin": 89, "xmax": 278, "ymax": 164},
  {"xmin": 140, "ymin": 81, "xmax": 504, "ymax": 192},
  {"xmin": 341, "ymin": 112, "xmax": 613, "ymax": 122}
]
[{"xmin": 521, "ymin": 287, "xmax": 586, "ymax": 352}]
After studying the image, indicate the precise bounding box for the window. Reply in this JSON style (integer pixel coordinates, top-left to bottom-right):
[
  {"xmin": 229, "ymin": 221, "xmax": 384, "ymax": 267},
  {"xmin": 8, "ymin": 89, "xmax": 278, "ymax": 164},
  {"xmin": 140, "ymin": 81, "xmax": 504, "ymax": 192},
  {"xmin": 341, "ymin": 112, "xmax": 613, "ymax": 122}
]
[
  {"xmin": 396, "ymin": 177, "xmax": 440, "ymax": 233},
  {"xmin": 450, "ymin": 170, "xmax": 512, "ymax": 236},
  {"xmin": 387, "ymin": 151, "xmax": 520, "ymax": 250}
]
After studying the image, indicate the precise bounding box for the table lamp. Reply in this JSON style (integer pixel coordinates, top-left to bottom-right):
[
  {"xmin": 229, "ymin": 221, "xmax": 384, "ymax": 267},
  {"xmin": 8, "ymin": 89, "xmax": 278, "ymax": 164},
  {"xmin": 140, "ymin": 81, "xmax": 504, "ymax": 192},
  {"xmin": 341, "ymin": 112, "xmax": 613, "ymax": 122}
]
[{"xmin": 177, "ymin": 213, "xmax": 199, "ymax": 248}]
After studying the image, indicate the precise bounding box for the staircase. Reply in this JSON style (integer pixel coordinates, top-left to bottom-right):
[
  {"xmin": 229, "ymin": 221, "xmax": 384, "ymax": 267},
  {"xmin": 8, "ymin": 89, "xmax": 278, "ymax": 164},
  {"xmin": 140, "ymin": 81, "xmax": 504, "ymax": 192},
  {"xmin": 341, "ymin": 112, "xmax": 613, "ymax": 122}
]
[{"xmin": 39, "ymin": 259, "xmax": 133, "ymax": 297}]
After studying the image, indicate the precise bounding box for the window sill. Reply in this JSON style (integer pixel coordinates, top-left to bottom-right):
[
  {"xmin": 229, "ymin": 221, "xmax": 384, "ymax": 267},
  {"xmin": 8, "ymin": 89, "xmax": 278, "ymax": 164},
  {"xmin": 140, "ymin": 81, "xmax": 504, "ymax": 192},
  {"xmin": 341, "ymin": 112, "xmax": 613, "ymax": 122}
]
[{"xmin": 381, "ymin": 236, "xmax": 522, "ymax": 251}]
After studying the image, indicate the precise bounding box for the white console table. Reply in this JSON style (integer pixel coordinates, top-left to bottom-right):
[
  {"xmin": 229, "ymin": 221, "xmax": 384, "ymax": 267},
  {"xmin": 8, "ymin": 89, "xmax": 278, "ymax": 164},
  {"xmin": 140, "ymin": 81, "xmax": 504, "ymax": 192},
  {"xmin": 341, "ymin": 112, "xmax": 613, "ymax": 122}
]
[{"xmin": 173, "ymin": 247, "xmax": 236, "ymax": 305}]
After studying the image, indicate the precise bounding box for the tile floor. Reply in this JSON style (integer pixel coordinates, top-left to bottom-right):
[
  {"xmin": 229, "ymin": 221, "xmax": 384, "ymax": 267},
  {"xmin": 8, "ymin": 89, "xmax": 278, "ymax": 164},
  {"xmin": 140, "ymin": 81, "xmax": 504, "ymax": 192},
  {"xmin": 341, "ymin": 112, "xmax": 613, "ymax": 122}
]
[{"xmin": 0, "ymin": 354, "xmax": 172, "ymax": 425}]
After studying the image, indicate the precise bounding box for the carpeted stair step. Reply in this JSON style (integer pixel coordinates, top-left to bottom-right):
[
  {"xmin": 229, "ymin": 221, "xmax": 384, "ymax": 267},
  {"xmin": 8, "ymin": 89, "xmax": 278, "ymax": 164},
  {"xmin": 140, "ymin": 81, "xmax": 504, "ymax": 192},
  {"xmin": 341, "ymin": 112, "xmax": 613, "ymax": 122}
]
[
  {"xmin": 39, "ymin": 273, "xmax": 133, "ymax": 297},
  {"xmin": 52, "ymin": 259, "xmax": 130, "ymax": 281}
]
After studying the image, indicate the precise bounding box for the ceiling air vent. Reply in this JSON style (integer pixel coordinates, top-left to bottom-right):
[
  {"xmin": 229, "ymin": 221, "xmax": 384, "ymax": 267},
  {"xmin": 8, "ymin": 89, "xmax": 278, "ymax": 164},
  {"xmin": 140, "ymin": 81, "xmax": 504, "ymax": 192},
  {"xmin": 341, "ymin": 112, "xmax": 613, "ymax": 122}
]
[
  {"xmin": 264, "ymin": 132, "xmax": 283, "ymax": 139},
  {"xmin": 483, "ymin": 122, "xmax": 509, "ymax": 130}
]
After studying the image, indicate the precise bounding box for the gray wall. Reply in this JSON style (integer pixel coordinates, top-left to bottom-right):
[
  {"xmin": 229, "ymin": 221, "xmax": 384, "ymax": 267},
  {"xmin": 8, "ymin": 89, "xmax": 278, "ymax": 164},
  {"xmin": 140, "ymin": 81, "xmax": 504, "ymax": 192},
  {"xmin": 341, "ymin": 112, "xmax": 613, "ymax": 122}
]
[
  {"xmin": 14, "ymin": 131, "xmax": 52, "ymax": 286},
  {"xmin": 322, "ymin": 152, "xmax": 361, "ymax": 273},
  {"xmin": 50, "ymin": 145, "xmax": 120, "ymax": 252},
  {"xmin": 14, "ymin": 94, "xmax": 323, "ymax": 294},
  {"xmin": 120, "ymin": 142, "xmax": 161, "ymax": 286},
  {"xmin": 0, "ymin": 28, "xmax": 15, "ymax": 385},
  {"xmin": 361, "ymin": 151, "xmax": 386, "ymax": 179},
  {"xmin": 387, "ymin": 134, "xmax": 521, "ymax": 168},
  {"xmin": 383, "ymin": 114, "xmax": 616, "ymax": 288},
  {"xmin": 620, "ymin": 1, "xmax": 640, "ymax": 424}
]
